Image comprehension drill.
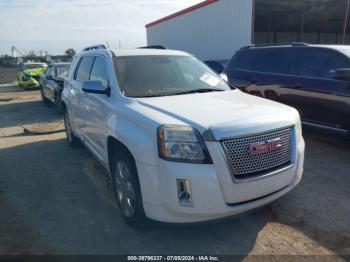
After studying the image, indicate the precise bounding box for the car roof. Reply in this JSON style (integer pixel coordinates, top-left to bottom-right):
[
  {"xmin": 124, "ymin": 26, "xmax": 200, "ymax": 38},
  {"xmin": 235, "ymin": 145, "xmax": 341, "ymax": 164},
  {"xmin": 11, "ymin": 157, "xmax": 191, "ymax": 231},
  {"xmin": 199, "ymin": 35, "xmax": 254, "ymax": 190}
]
[
  {"xmin": 243, "ymin": 43, "xmax": 350, "ymax": 52},
  {"xmin": 50, "ymin": 62, "xmax": 71, "ymax": 66},
  {"xmin": 110, "ymin": 48, "xmax": 190, "ymax": 57}
]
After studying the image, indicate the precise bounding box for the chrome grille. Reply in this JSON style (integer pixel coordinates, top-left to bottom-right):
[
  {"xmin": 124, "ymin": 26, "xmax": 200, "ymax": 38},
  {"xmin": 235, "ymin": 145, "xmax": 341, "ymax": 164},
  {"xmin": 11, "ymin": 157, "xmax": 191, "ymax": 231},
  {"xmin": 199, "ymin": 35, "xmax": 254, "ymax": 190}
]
[{"xmin": 221, "ymin": 128, "xmax": 292, "ymax": 179}]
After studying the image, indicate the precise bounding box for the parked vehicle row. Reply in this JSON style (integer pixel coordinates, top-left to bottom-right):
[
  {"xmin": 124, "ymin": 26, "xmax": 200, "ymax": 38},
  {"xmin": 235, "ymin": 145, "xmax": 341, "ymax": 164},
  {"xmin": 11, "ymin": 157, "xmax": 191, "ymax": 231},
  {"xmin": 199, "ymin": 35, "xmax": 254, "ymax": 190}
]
[
  {"xmin": 61, "ymin": 45, "xmax": 304, "ymax": 226},
  {"xmin": 224, "ymin": 43, "xmax": 350, "ymax": 135}
]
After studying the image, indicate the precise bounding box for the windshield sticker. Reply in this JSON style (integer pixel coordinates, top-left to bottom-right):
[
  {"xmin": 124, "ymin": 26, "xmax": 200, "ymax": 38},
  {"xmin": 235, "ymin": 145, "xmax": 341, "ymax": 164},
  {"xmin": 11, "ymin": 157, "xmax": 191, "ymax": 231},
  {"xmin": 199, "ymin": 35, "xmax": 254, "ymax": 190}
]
[{"xmin": 200, "ymin": 73, "xmax": 220, "ymax": 87}]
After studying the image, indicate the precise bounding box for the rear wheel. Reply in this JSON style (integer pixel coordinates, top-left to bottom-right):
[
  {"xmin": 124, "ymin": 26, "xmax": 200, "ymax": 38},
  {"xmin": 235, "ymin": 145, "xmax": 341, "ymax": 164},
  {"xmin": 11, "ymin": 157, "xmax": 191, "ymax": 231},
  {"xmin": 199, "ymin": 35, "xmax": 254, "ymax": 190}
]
[
  {"xmin": 111, "ymin": 149, "xmax": 146, "ymax": 227},
  {"xmin": 265, "ymin": 91, "xmax": 278, "ymax": 101},
  {"xmin": 64, "ymin": 109, "xmax": 80, "ymax": 147}
]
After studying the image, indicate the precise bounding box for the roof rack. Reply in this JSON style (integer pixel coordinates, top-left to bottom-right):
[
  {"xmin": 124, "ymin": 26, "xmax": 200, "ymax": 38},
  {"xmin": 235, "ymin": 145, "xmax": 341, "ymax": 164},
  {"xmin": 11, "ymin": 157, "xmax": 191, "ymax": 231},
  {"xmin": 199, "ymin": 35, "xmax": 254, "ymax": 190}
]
[
  {"xmin": 241, "ymin": 42, "xmax": 309, "ymax": 50},
  {"xmin": 138, "ymin": 45, "xmax": 168, "ymax": 50},
  {"xmin": 82, "ymin": 44, "xmax": 107, "ymax": 52}
]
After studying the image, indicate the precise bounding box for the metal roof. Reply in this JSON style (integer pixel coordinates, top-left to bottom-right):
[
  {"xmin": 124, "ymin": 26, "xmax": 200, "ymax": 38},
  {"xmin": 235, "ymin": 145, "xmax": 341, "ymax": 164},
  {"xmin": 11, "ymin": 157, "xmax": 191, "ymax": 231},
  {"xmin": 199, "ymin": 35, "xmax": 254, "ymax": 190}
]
[{"xmin": 145, "ymin": 0, "xmax": 219, "ymax": 28}]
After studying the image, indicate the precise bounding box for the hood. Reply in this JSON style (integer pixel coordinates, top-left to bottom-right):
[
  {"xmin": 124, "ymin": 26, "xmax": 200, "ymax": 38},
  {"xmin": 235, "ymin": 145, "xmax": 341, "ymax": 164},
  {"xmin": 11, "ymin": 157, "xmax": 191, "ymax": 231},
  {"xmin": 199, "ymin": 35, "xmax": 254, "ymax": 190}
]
[
  {"xmin": 137, "ymin": 90, "xmax": 297, "ymax": 140},
  {"xmin": 23, "ymin": 67, "xmax": 46, "ymax": 76}
]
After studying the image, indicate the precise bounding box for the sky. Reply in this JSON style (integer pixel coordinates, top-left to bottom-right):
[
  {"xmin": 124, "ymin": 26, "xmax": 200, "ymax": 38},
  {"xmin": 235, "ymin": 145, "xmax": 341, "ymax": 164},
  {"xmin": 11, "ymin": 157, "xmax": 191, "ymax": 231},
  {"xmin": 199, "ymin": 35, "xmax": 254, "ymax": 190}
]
[{"xmin": 0, "ymin": 0, "xmax": 203, "ymax": 55}]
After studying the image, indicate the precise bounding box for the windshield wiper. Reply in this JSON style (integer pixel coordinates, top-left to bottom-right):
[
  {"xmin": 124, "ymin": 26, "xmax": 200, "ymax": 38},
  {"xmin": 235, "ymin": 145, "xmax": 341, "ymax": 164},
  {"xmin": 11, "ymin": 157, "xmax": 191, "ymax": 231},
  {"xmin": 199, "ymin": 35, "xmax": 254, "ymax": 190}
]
[
  {"xmin": 169, "ymin": 88, "xmax": 225, "ymax": 96},
  {"xmin": 133, "ymin": 89, "xmax": 225, "ymax": 98}
]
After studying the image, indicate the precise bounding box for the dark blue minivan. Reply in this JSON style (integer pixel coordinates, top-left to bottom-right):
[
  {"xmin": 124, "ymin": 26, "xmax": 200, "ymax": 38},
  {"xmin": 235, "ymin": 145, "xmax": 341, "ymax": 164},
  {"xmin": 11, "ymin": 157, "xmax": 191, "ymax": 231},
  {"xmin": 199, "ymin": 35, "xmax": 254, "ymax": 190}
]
[{"xmin": 225, "ymin": 43, "xmax": 350, "ymax": 134}]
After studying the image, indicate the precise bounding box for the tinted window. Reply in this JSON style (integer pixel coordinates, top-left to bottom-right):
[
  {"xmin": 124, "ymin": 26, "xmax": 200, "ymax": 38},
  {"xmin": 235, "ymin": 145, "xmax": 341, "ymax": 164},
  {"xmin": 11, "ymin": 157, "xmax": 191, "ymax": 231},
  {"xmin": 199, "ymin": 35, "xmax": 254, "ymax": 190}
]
[
  {"xmin": 263, "ymin": 49, "xmax": 297, "ymax": 75},
  {"xmin": 90, "ymin": 57, "xmax": 109, "ymax": 88},
  {"xmin": 235, "ymin": 51, "xmax": 255, "ymax": 70},
  {"xmin": 75, "ymin": 56, "xmax": 94, "ymax": 81},
  {"xmin": 233, "ymin": 50, "xmax": 266, "ymax": 72},
  {"xmin": 300, "ymin": 49, "xmax": 349, "ymax": 79}
]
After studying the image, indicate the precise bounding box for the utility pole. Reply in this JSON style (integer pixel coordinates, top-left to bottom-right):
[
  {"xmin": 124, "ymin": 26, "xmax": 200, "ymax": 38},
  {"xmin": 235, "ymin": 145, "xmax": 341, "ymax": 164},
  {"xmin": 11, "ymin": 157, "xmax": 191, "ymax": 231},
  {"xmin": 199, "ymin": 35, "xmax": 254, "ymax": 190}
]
[{"xmin": 342, "ymin": 0, "xmax": 350, "ymax": 44}]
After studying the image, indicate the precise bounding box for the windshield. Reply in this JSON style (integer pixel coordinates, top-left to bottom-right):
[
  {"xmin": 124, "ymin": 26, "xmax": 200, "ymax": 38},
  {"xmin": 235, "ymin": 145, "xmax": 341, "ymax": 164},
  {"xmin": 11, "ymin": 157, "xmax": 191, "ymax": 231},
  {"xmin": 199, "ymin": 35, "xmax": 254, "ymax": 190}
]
[
  {"xmin": 114, "ymin": 55, "xmax": 230, "ymax": 97},
  {"xmin": 338, "ymin": 48, "xmax": 350, "ymax": 59},
  {"xmin": 56, "ymin": 64, "xmax": 70, "ymax": 78},
  {"xmin": 24, "ymin": 64, "xmax": 46, "ymax": 70}
]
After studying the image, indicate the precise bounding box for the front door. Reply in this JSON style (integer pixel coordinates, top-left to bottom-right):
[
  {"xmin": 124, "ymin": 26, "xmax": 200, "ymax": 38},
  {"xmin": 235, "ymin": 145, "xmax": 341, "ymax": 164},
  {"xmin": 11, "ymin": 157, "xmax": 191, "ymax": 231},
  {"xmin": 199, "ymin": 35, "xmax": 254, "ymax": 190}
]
[
  {"xmin": 81, "ymin": 56, "xmax": 110, "ymax": 159},
  {"xmin": 292, "ymin": 48, "xmax": 350, "ymax": 129}
]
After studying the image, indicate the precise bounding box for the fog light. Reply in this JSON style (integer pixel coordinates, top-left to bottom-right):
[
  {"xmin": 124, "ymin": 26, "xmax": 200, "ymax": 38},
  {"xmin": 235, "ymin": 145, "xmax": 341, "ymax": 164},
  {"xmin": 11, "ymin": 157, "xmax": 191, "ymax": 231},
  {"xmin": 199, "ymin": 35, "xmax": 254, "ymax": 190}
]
[{"xmin": 177, "ymin": 179, "xmax": 192, "ymax": 207}]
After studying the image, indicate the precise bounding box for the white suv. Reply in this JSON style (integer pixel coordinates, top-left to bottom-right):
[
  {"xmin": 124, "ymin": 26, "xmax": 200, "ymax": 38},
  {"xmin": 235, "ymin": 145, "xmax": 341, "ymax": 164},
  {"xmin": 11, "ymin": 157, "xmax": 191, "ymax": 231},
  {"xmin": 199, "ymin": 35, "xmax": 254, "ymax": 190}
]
[{"xmin": 62, "ymin": 45, "xmax": 305, "ymax": 225}]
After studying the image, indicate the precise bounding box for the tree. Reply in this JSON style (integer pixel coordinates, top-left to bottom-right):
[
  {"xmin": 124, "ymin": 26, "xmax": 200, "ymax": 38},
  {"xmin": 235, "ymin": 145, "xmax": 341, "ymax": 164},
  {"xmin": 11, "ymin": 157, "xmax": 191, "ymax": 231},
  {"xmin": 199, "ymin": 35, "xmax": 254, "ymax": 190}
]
[{"xmin": 65, "ymin": 48, "xmax": 76, "ymax": 57}]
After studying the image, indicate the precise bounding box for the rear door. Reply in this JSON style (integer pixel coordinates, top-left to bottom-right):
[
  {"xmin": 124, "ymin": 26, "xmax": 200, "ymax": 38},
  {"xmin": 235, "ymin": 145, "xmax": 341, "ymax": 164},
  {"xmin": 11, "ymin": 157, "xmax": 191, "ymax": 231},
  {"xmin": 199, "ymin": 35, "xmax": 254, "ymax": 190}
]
[
  {"xmin": 46, "ymin": 66, "xmax": 57, "ymax": 101},
  {"xmin": 41, "ymin": 66, "xmax": 52, "ymax": 98},
  {"xmin": 292, "ymin": 48, "xmax": 350, "ymax": 129}
]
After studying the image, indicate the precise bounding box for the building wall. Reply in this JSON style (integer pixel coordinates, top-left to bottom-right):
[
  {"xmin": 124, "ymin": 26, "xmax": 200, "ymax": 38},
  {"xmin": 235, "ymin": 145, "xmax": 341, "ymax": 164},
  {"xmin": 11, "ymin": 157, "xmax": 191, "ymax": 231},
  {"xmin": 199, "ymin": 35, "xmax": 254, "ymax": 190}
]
[{"xmin": 146, "ymin": 0, "xmax": 253, "ymax": 61}]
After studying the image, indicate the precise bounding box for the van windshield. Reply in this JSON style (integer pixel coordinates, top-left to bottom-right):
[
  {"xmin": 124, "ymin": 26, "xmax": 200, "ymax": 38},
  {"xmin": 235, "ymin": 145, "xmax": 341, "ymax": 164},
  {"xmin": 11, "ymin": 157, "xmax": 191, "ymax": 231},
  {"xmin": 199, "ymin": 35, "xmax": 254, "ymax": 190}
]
[{"xmin": 113, "ymin": 56, "xmax": 230, "ymax": 97}]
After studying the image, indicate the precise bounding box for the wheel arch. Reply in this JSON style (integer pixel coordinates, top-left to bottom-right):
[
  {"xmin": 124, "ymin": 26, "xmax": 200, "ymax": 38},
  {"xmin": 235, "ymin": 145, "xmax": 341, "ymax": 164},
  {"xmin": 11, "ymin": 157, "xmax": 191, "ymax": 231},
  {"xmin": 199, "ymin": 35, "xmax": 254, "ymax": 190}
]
[{"xmin": 107, "ymin": 136, "xmax": 136, "ymax": 172}]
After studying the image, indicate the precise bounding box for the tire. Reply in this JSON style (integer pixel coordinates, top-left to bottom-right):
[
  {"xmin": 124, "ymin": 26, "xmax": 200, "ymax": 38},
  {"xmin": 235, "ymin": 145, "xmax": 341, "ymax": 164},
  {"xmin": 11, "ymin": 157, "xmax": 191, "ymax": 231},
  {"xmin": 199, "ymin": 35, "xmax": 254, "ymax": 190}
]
[
  {"xmin": 111, "ymin": 149, "xmax": 146, "ymax": 227},
  {"xmin": 55, "ymin": 91, "xmax": 64, "ymax": 114},
  {"xmin": 64, "ymin": 109, "xmax": 80, "ymax": 147},
  {"xmin": 41, "ymin": 88, "xmax": 51, "ymax": 106}
]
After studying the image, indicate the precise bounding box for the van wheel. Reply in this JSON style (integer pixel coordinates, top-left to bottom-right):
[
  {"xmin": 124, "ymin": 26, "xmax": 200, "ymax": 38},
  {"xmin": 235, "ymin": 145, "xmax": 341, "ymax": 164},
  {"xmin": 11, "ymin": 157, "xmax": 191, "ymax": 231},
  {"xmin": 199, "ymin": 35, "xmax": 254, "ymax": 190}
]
[
  {"xmin": 64, "ymin": 110, "xmax": 80, "ymax": 147},
  {"xmin": 265, "ymin": 91, "xmax": 278, "ymax": 101},
  {"xmin": 111, "ymin": 149, "xmax": 146, "ymax": 227}
]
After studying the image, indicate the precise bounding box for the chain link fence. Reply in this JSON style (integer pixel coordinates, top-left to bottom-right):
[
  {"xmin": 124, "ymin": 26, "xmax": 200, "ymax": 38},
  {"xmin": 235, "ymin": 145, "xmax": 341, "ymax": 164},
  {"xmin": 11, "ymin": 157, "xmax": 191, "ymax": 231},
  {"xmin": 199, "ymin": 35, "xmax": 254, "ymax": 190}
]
[{"xmin": 0, "ymin": 56, "xmax": 72, "ymax": 84}]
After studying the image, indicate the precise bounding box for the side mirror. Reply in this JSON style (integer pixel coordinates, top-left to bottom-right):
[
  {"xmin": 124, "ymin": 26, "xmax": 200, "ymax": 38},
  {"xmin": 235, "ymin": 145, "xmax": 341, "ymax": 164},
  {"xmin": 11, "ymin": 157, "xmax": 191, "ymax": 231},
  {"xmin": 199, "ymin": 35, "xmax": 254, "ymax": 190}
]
[
  {"xmin": 334, "ymin": 68, "xmax": 350, "ymax": 82},
  {"xmin": 46, "ymin": 75, "xmax": 53, "ymax": 80},
  {"xmin": 82, "ymin": 80, "xmax": 110, "ymax": 96}
]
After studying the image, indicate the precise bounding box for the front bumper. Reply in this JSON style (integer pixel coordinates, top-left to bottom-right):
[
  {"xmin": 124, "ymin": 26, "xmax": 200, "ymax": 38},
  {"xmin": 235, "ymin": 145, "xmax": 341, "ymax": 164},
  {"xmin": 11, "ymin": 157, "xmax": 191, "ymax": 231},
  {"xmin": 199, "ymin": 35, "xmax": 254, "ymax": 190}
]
[
  {"xmin": 19, "ymin": 77, "xmax": 40, "ymax": 88},
  {"xmin": 137, "ymin": 138, "xmax": 305, "ymax": 223}
]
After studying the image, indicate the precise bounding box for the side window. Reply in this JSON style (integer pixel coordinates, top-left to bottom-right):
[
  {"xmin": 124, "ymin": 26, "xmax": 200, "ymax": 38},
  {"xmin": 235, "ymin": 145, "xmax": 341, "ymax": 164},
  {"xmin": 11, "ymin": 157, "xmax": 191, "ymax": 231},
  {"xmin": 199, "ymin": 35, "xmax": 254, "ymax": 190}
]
[
  {"xmin": 90, "ymin": 57, "xmax": 109, "ymax": 88},
  {"xmin": 75, "ymin": 56, "xmax": 94, "ymax": 81},
  {"xmin": 299, "ymin": 49, "xmax": 348, "ymax": 79},
  {"xmin": 262, "ymin": 49, "xmax": 297, "ymax": 75},
  {"xmin": 235, "ymin": 51, "xmax": 255, "ymax": 70}
]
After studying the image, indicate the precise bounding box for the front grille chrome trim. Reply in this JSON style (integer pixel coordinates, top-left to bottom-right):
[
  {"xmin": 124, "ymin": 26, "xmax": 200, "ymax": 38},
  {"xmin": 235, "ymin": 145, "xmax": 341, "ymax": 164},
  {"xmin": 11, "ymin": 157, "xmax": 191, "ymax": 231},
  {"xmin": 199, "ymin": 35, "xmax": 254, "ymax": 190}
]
[{"xmin": 220, "ymin": 127, "xmax": 295, "ymax": 183}]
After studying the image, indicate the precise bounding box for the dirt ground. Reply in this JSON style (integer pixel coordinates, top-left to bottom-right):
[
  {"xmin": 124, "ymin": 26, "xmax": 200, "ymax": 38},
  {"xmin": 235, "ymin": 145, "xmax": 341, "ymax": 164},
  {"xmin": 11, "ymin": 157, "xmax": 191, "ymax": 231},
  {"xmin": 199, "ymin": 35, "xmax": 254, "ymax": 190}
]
[{"xmin": 0, "ymin": 83, "xmax": 349, "ymax": 260}]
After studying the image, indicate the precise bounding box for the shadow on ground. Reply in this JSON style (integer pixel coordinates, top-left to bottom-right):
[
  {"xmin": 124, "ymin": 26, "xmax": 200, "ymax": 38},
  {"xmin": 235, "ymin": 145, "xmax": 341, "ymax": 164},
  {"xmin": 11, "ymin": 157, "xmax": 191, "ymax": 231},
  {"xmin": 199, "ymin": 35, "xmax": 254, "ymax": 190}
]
[
  {"xmin": 0, "ymin": 138, "xmax": 270, "ymax": 255},
  {"xmin": 0, "ymin": 100, "xmax": 62, "ymax": 129}
]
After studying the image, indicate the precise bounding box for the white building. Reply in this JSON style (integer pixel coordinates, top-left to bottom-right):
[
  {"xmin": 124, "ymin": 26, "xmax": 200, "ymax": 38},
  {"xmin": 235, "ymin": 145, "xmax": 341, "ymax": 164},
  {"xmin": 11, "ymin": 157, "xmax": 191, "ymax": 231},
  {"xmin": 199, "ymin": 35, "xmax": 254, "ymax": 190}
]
[{"xmin": 146, "ymin": 0, "xmax": 350, "ymax": 61}]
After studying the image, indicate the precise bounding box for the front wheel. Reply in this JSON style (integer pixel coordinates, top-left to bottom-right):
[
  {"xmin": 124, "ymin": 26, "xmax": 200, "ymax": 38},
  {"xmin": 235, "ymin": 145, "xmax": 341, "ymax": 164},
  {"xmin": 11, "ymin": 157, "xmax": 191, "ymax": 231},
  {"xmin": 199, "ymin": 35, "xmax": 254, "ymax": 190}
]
[
  {"xmin": 111, "ymin": 150, "xmax": 146, "ymax": 227},
  {"xmin": 64, "ymin": 110, "xmax": 80, "ymax": 147}
]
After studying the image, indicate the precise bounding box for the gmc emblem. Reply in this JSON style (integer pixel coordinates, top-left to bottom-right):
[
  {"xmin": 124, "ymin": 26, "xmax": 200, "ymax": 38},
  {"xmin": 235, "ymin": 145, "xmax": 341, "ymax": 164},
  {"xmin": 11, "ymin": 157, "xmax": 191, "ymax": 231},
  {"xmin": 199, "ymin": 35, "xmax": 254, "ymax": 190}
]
[{"xmin": 249, "ymin": 138, "xmax": 283, "ymax": 156}]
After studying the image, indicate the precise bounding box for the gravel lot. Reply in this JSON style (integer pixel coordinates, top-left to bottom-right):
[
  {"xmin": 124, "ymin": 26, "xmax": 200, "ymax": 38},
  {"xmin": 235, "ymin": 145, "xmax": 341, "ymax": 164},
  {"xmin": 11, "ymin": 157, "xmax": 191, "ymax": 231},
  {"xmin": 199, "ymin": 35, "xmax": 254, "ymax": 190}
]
[{"xmin": 0, "ymin": 84, "xmax": 349, "ymax": 259}]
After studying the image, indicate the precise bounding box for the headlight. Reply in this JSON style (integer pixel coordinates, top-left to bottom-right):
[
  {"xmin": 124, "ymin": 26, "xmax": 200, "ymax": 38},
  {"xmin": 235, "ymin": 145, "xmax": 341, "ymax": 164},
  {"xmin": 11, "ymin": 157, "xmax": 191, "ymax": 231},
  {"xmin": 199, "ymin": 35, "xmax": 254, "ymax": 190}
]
[
  {"xmin": 291, "ymin": 108, "xmax": 303, "ymax": 142},
  {"xmin": 22, "ymin": 75, "xmax": 31, "ymax": 81},
  {"xmin": 158, "ymin": 125, "xmax": 212, "ymax": 164}
]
